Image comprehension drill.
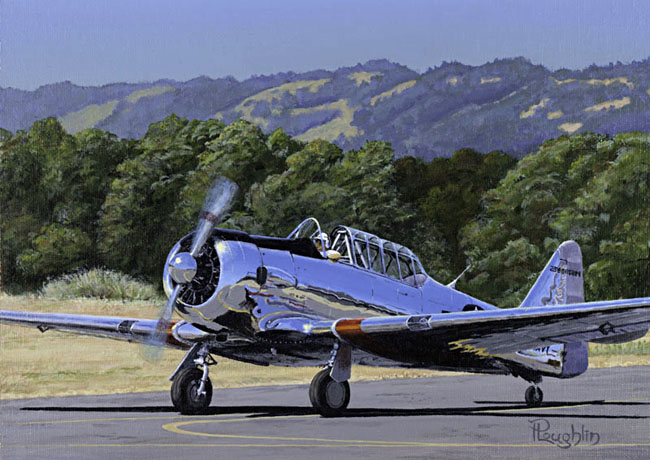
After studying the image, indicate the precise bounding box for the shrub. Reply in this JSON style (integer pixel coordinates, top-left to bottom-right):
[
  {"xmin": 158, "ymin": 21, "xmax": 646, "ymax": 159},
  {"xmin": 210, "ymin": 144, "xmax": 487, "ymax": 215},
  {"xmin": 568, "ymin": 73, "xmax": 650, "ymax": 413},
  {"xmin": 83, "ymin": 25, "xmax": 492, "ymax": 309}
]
[{"xmin": 41, "ymin": 269, "xmax": 162, "ymax": 301}]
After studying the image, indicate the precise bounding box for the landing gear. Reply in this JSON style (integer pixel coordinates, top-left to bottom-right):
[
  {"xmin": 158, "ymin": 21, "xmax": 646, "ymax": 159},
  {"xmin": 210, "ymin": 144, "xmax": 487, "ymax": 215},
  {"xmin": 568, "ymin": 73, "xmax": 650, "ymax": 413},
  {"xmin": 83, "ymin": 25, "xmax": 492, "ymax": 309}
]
[
  {"xmin": 309, "ymin": 368, "xmax": 350, "ymax": 417},
  {"xmin": 170, "ymin": 344, "xmax": 216, "ymax": 415},
  {"xmin": 171, "ymin": 367, "xmax": 213, "ymax": 414},
  {"xmin": 525, "ymin": 385, "xmax": 543, "ymax": 407}
]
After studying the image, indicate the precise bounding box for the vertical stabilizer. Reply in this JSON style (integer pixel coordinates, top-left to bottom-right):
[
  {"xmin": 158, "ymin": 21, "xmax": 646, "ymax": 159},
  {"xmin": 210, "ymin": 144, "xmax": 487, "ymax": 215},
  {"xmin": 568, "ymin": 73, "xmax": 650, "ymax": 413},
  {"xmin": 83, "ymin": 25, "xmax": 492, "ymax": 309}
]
[
  {"xmin": 520, "ymin": 240, "xmax": 584, "ymax": 307},
  {"xmin": 517, "ymin": 241, "xmax": 588, "ymax": 378}
]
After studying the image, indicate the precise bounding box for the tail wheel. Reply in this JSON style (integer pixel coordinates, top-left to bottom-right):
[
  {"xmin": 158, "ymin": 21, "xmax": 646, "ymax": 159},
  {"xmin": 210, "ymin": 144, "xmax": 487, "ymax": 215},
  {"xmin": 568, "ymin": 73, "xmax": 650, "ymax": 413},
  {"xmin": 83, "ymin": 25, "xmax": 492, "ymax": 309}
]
[
  {"xmin": 171, "ymin": 367, "xmax": 213, "ymax": 415},
  {"xmin": 525, "ymin": 385, "xmax": 543, "ymax": 407},
  {"xmin": 309, "ymin": 368, "xmax": 350, "ymax": 417}
]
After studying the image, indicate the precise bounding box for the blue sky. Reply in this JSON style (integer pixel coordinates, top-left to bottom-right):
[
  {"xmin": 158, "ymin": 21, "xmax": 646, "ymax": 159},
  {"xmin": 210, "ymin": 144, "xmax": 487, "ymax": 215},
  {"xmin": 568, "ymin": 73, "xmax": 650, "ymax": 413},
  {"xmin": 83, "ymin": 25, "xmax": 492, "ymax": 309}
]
[{"xmin": 2, "ymin": 0, "xmax": 649, "ymax": 89}]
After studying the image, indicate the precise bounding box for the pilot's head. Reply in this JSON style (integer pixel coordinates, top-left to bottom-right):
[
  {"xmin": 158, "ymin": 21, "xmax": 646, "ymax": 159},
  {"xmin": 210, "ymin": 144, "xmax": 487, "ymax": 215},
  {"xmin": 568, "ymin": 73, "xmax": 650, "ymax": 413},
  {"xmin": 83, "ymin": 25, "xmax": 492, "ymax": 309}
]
[{"xmin": 315, "ymin": 232, "xmax": 330, "ymax": 250}]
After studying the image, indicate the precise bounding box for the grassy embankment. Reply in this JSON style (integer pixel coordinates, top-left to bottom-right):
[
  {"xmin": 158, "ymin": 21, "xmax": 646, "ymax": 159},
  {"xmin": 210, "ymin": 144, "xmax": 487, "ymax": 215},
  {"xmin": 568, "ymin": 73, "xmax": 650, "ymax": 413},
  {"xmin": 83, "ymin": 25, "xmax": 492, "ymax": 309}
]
[{"xmin": 1, "ymin": 294, "xmax": 648, "ymax": 400}]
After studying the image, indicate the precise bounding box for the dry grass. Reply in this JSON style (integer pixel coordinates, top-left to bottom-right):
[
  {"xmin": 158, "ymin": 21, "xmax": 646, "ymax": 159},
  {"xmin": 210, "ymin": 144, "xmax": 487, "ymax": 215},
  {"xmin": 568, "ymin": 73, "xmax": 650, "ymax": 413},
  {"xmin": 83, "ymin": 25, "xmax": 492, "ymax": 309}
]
[
  {"xmin": 294, "ymin": 99, "xmax": 361, "ymax": 142},
  {"xmin": 126, "ymin": 85, "xmax": 175, "ymax": 104},
  {"xmin": 584, "ymin": 97, "xmax": 631, "ymax": 112},
  {"xmin": 348, "ymin": 72, "xmax": 381, "ymax": 86},
  {"xmin": 480, "ymin": 76, "xmax": 502, "ymax": 84},
  {"xmin": 555, "ymin": 77, "xmax": 634, "ymax": 89},
  {"xmin": 235, "ymin": 79, "xmax": 331, "ymax": 128},
  {"xmin": 558, "ymin": 122, "xmax": 583, "ymax": 134},
  {"xmin": 370, "ymin": 80, "xmax": 417, "ymax": 106},
  {"xmin": 1, "ymin": 295, "xmax": 647, "ymax": 400},
  {"xmin": 59, "ymin": 100, "xmax": 119, "ymax": 133},
  {"xmin": 520, "ymin": 98, "xmax": 550, "ymax": 119}
]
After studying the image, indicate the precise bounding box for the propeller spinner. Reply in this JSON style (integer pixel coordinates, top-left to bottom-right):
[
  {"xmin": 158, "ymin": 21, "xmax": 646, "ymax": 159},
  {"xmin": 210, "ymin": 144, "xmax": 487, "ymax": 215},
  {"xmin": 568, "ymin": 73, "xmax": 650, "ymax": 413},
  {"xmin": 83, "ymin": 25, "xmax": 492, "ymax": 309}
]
[{"xmin": 145, "ymin": 177, "xmax": 239, "ymax": 360}]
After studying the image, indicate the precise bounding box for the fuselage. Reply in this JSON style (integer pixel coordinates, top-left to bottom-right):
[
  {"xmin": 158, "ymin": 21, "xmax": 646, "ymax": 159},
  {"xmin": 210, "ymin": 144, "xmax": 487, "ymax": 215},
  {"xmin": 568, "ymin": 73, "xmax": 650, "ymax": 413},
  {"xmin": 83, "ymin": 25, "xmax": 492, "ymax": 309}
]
[
  {"xmin": 162, "ymin": 228, "xmax": 578, "ymax": 379},
  {"xmin": 164, "ymin": 229, "xmax": 495, "ymax": 331}
]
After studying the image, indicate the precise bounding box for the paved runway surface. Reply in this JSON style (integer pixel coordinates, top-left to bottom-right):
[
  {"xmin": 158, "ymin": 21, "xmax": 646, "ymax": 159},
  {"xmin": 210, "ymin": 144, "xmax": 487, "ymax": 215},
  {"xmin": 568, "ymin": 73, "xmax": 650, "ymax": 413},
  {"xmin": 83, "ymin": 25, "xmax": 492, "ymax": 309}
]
[{"xmin": 2, "ymin": 366, "xmax": 649, "ymax": 459}]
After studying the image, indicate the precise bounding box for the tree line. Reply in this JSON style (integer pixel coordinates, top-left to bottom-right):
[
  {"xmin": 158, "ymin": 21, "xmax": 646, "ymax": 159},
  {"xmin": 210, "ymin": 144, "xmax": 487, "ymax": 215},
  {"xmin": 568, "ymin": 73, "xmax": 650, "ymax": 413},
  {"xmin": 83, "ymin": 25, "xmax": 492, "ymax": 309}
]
[{"xmin": 0, "ymin": 116, "xmax": 647, "ymax": 305}]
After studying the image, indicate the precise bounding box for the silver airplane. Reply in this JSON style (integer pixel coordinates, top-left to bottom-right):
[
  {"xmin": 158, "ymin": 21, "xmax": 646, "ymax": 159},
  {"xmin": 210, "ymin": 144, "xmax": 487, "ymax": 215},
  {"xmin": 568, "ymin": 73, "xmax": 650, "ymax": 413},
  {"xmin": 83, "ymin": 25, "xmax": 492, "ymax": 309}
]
[{"xmin": 1, "ymin": 177, "xmax": 649, "ymax": 416}]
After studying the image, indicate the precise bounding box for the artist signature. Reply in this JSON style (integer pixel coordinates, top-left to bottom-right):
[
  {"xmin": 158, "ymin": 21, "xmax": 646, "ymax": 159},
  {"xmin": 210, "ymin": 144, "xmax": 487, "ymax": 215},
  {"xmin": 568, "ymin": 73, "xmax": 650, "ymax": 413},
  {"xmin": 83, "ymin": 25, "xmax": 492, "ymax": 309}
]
[{"xmin": 529, "ymin": 418, "xmax": 601, "ymax": 449}]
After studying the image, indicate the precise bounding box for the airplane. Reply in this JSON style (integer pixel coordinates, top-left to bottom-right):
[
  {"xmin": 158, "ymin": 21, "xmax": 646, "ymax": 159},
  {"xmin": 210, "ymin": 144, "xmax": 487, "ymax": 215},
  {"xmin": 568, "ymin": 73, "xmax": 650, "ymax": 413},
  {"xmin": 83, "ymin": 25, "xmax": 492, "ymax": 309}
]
[{"xmin": 1, "ymin": 177, "xmax": 649, "ymax": 416}]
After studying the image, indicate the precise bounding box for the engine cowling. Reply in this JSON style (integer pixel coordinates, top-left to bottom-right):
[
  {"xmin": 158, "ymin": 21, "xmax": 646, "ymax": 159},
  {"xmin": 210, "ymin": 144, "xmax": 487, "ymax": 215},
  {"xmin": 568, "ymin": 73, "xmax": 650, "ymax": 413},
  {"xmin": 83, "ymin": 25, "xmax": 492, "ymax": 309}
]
[{"xmin": 163, "ymin": 232, "xmax": 221, "ymax": 310}]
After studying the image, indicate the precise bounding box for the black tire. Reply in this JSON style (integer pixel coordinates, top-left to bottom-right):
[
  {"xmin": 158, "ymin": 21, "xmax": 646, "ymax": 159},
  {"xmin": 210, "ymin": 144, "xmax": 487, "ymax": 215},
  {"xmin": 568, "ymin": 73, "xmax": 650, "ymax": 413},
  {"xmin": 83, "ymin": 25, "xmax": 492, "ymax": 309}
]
[
  {"xmin": 171, "ymin": 367, "xmax": 213, "ymax": 415},
  {"xmin": 525, "ymin": 385, "xmax": 543, "ymax": 407},
  {"xmin": 309, "ymin": 368, "xmax": 350, "ymax": 417}
]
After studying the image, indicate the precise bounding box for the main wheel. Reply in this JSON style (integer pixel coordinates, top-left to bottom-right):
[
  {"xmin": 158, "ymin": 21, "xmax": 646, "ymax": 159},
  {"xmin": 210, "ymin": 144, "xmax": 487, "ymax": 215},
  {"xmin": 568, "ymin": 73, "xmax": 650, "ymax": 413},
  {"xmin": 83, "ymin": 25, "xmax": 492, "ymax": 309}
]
[
  {"xmin": 171, "ymin": 367, "xmax": 213, "ymax": 415},
  {"xmin": 525, "ymin": 385, "xmax": 543, "ymax": 407},
  {"xmin": 309, "ymin": 368, "xmax": 350, "ymax": 417}
]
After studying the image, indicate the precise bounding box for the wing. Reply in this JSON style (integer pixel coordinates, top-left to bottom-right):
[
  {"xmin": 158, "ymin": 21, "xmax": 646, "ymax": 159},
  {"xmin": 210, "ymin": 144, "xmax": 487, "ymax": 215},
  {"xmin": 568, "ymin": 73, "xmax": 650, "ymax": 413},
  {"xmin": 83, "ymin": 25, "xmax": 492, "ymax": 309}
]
[
  {"xmin": 296, "ymin": 298, "xmax": 650, "ymax": 363},
  {"xmin": 0, "ymin": 310, "xmax": 209, "ymax": 349}
]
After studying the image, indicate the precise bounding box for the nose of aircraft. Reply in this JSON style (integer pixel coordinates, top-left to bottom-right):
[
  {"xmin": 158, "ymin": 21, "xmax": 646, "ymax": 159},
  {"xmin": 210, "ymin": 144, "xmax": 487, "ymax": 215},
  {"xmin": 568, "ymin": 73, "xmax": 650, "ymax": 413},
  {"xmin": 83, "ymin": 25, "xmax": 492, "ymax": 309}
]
[{"xmin": 168, "ymin": 252, "xmax": 197, "ymax": 284}]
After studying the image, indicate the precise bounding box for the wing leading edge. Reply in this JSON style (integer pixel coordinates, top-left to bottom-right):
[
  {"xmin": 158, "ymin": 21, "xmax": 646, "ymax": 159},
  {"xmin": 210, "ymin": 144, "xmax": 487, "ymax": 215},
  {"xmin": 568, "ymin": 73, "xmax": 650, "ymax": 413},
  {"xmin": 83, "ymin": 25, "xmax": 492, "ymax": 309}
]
[
  {"xmin": 298, "ymin": 298, "xmax": 650, "ymax": 363},
  {"xmin": 0, "ymin": 310, "xmax": 209, "ymax": 349}
]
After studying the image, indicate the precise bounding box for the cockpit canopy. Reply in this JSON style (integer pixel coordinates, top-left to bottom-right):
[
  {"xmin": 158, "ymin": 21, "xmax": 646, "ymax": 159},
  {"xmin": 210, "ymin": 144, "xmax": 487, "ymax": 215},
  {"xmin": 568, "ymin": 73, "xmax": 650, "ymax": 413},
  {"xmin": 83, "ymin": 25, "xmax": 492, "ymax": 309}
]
[{"xmin": 288, "ymin": 218, "xmax": 429, "ymax": 287}]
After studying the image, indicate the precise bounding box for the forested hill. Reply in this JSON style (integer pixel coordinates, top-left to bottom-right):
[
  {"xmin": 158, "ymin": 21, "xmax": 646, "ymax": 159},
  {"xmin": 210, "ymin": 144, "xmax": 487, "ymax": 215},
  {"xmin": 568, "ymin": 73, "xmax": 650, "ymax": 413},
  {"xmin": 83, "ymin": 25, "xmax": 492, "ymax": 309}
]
[
  {"xmin": 0, "ymin": 116, "xmax": 647, "ymax": 305},
  {"xmin": 2, "ymin": 57, "xmax": 650, "ymax": 159}
]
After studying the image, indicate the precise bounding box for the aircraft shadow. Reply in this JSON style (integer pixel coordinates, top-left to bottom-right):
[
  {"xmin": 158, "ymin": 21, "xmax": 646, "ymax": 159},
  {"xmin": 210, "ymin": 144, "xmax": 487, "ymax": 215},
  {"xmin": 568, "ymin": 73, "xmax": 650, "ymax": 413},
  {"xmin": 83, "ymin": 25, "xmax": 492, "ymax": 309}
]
[
  {"xmin": 21, "ymin": 400, "xmax": 649, "ymax": 420},
  {"xmin": 335, "ymin": 400, "xmax": 650, "ymax": 420}
]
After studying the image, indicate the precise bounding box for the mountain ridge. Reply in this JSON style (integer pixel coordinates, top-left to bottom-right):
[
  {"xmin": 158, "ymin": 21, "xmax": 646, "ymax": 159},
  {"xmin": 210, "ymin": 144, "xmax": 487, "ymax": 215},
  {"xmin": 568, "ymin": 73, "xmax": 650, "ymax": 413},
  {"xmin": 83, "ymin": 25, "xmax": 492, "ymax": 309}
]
[{"xmin": 2, "ymin": 57, "xmax": 649, "ymax": 159}]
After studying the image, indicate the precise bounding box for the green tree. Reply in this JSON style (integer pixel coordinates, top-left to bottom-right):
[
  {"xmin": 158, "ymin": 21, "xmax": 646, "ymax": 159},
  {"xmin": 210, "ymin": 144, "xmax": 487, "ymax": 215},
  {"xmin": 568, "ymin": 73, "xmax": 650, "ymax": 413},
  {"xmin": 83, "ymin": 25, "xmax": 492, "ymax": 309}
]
[
  {"xmin": 553, "ymin": 133, "xmax": 650, "ymax": 299},
  {"xmin": 177, "ymin": 121, "xmax": 291, "ymax": 232},
  {"xmin": 99, "ymin": 115, "xmax": 198, "ymax": 280},
  {"xmin": 460, "ymin": 132, "xmax": 647, "ymax": 305},
  {"xmin": 396, "ymin": 149, "xmax": 515, "ymax": 276},
  {"xmin": 16, "ymin": 224, "xmax": 92, "ymax": 278},
  {"xmin": 248, "ymin": 139, "xmax": 347, "ymax": 236},
  {"xmin": 0, "ymin": 119, "xmax": 78, "ymax": 286}
]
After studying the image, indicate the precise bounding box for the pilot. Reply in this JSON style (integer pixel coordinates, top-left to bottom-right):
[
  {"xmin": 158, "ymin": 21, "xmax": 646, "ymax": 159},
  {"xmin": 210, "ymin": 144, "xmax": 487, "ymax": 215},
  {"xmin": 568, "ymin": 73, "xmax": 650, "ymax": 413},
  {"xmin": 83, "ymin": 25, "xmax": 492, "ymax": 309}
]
[{"xmin": 315, "ymin": 233, "xmax": 341, "ymax": 263}]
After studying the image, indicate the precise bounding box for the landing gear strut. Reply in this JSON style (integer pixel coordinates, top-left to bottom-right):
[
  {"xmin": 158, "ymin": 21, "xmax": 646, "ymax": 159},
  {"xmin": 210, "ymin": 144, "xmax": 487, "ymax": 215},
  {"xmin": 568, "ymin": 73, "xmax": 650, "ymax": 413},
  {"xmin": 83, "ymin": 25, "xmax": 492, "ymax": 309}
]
[
  {"xmin": 525, "ymin": 385, "xmax": 543, "ymax": 407},
  {"xmin": 170, "ymin": 344, "xmax": 216, "ymax": 414}
]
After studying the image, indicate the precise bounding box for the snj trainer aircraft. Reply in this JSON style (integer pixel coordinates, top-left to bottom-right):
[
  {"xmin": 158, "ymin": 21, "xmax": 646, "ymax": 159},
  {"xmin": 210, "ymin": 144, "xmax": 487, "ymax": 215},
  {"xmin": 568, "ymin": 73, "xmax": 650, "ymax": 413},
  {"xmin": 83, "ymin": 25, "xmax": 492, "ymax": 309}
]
[{"xmin": 1, "ymin": 178, "xmax": 649, "ymax": 416}]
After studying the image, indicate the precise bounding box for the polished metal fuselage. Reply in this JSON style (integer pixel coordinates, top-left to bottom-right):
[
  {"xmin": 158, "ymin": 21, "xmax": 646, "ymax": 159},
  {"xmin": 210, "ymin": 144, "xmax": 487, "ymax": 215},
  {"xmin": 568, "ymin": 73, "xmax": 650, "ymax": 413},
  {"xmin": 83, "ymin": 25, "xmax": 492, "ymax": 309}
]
[
  {"xmin": 163, "ymin": 235, "xmax": 568, "ymax": 376},
  {"xmin": 164, "ymin": 238, "xmax": 495, "ymax": 329}
]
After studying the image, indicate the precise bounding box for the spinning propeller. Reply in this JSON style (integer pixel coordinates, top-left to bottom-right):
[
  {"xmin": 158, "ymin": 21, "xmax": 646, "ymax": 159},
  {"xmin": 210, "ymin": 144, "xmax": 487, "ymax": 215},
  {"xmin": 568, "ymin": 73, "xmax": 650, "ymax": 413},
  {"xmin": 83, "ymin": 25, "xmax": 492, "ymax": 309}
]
[{"xmin": 144, "ymin": 177, "xmax": 239, "ymax": 360}]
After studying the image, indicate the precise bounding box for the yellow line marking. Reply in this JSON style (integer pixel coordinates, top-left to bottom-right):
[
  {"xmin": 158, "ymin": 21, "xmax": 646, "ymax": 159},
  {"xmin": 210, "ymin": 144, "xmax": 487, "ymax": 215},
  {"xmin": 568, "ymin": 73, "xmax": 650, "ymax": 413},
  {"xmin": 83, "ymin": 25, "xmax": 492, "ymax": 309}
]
[
  {"xmin": 164, "ymin": 415, "xmax": 442, "ymax": 446},
  {"xmin": 159, "ymin": 399, "xmax": 650, "ymax": 449},
  {"xmin": 10, "ymin": 413, "xmax": 233, "ymax": 426}
]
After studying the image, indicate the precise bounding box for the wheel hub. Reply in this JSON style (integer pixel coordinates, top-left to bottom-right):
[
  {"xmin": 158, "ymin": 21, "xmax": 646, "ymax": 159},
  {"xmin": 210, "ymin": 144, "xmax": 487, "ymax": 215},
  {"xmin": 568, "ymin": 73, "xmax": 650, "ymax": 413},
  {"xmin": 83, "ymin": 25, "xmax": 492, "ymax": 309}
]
[
  {"xmin": 325, "ymin": 381, "xmax": 346, "ymax": 408},
  {"xmin": 188, "ymin": 380, "xmax": 205, "ymax": 403}
]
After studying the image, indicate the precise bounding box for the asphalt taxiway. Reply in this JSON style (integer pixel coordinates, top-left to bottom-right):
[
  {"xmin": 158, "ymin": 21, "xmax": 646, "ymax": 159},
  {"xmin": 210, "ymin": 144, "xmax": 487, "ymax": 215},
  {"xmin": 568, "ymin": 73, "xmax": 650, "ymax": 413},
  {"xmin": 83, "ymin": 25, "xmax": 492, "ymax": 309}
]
[{"xmin": 2, "ymin": 366, "xmax": 649, "ymax": 460}]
